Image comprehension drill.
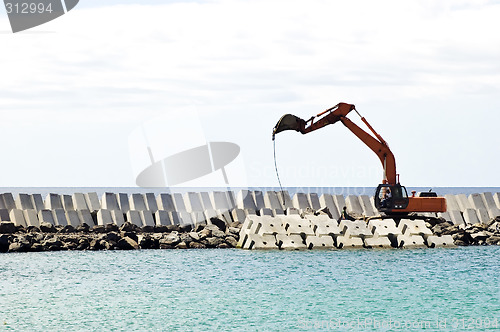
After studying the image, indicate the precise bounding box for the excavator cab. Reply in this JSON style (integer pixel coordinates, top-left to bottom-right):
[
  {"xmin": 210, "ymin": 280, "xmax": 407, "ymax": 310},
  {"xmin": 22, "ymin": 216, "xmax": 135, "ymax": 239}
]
[{"xmin": 374, "ymin": 184, "xmax": 410, "ymax": 213}]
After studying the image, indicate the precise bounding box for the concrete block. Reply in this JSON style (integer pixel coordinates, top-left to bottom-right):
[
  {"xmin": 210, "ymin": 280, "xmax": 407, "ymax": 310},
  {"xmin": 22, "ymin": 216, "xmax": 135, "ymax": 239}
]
[
  {"xmin": 72, "ymin": 193, "xmax": 89, "ymax": 211},
  {"xmin": 199, "ymin": 192, "xmax": 214, "ymax": 210},
  {"xmin": 236, "ymin": 190, "xmax": 257, "ymax": 211},
  {"xmin": 272, "ymin": 208, "xmax": 285, "ymax": 216},
  {"xmin": 45, "ymin": 193, "xmax": 63, "ymax": 210},
  {"xmin": 398, "ymin": 219, "xmax": 433, "ymax": 236},
  {"xmin": 307, "ymin": 193, "xmax": 321, "ymax": 211},
  {"xmin": 258, "ymin": 208, "xmax": 273, "ymax": 217},
  {"xmin": 437, "ymin": 212, "xmax": 452, "ymax": 223},
  {"xmin": 210, "ymin": 191, "xmax": 231, "ymax": 211},
  {"xmin": 38, "ymin": 210, "xmax": 55, "ymax": 225},
  {"xmin": 226, "ymin": 191, "xmax": 237, "ymax": 209},
  {"xmin": 339, "ymin": 220, "xmax": 372, "ymax": 238},
  {"xmin": 52, "ymin": 209, "xmax": 68, "ymax": 226},
  {"xmin": 1, "ymin": 193, "xmax": 16, "ymax": 211},
  {"xmin": 244, "ymin": 234, "xmax": 277, "ymax": 250},
  {"xmin": 130, "ymin": 193, "xmax": 147, "ymax": 211},
  {"xmin": 78, "ymin": 210, "xmax": 94, "ymax": 226},
  {"xmin": 126, "ymin": 210, "xmax": 143, "ymax": 227},
  {"xmin": 61, "ymin": 195, "xmax": 75, "ymax": 211},
  {"xmin": 244, "ymin": 209, "xmax": 257, "ymax": 216},
  {"xmin": 237, "ymin": 216, "xmax": 255, "ymax": 247},
  {"xmin": 117, "ymin": 193, "xmax": 130, "ymax": 212},
  {"xmin": 276, "ymin": 234, "xmax": 306, "ymax": 250},
  {"xmin": 172, "ymin": 193, "xmax": 187, "ymax": 211},
  {"xmin": 203, "ymin": 209, "xmax": 218, "ymax": 222},
  {"xmin": 140, "ymin": 211, "xmax": 155, "ymax": 227},
  {"xmin": 445, "ymin": 195, "xmax": 461, "ymax": 212},
  {"xmin": 345, "ymin": 195, "xmax": 363, "ymax": 216},
  {"xmin": 335, "ymin": 235, "xmax": 364, "ymax": 249},
  {"xmin": 23, "ymin": 209, "xmax": 39, "ymax": 227},
  {"xmin": 101, "ymin": 192, "xmax": 121, "ymax": 211},
  {"xmin": 0, "ymin": 209, "xmax": 10, "ymax": 221},
  {"xmin": 286, "ymin": 207, "xmax": 300, "ymax": 215},
  {"xmin": 183, "ymin": 192, "xmax": 204, "ymax": 212},
  {"xmin": 292, "ymin": 193, "xmax": 310, "ymax": 210},
  {"xmin": 396, "ymin": 234, "xmax": 426, "ymax": 248},
  {"xmin": 217, "ymin": 209, "xmax": 233, "ymax": 224},
  {"xmin": 97, "ymin": 209, "xmax": 114, "ymax": 226},
  {"xmin": 157, "ymin": 193, "xmax": 175, "ymax": 211},
  {"xmin": 426, "ymin": 235, "xmax": 456, "ymax": 248},
  {"xmin": 0, "ymin": 196, "xmax": 5, "ymax": 209},
  {"xmin": 169, "ymin": 211, "xmax": 180, "ymax": 225},
  {"xmin": 155, "ymin": 210, "xmax": 172, "ymax": 226},
  {"xmin": 65, "ymin": 210, "xmax": 80, "ymax": 227},
  {"xmin": 455, "ymin": 194, "xmax": 472, "ymax": 212},
  {"xmin": 276, "ymin": 190, "xmax": 293, "ymax": 209},
  {"xmin": 85, "ymin": 192, "xmax": 100, "ymax": 212},
  {"xmin": 247, "ymin": 216, "xmax": 286, "ymax": 236},
  {"xmin": 368, "ymin": 219, "xmax": 401, "ymax": 237},
  {"xmin": 359, "ymin": 195, "xmax": 376, "ymax": 216},
  {"xmin": 319, "ymin": 194, "xmax": 340, "ymax": 220},
  {"xmin": 264, "ymin": 191, "xmax": 284, "ymax": 210},
  {"xmin": 31, "ymin": 194, "xmax": 44, "ymax": 211},
  {"xmin": 231, "ymin": 209, "xmax": 247, "ymax": 223},
  {"xmin": 370, "ymin": 196, "xmax": 377, "ymax": 214},
  {"xmin": 305, "ymin": 235, "xmax": 335, "ymax": 249},
  {"xmin": 144, "ymin": 193, "xmax": 158, "ymax": 212},
  {"xmin": 476, "ymin": 208, "xmax": 490, "ymax": 224},
  {"xmin": 463, "ymin": 208, "xmax": 480, "ymax": 225},
  {"xmin": 252, "ymin": 191, "xmax": 266, "ymax": 210},
  {"xmin": 110, "ymin": 210, "xmax": 125, "ymax": 226},
  {"xmin": 178, "ymin": 211, "xmax": 194, "ymax": 226},
  {"xmin": 469, "ymin": 193, "xmax": 487, "ymax": 211},
  {"xmin": 9, "ymin": 209, "xmax": 26, "ymax": 227},
  {"xmin": 447, "ymin": 210, "xmax": 465, "ymax": 226},
  {"xmin": 191, "ymin": 211, "xmax": 207, "ymax": 227},
  {"xmin": 494, "ymin": 193, "xmax": 500, "ymax": 209},
  {"xmin": 488, "ymin": 207, "xmax": 500, "ymax": 219},
  {"xmin": 332, "ymin": 195, "xmax": 346, "ymax": 214},
  {"xmin": 16, "ymin": 194, "xmax": 34, "ymax": 210},
  {"xmin": 363, "ymin": 236, "xmax": 392, "ymax": 248},
  {"xmin": 282, "ymin": 216, "xmax": 315, "ymax": 236},
  {"xmin": 481, "ymin": 192, "xmax": 500, "ymax": 217},
  {"xmin": 307, "ymin": 215, "xmax": 342, "ymax": 236}
]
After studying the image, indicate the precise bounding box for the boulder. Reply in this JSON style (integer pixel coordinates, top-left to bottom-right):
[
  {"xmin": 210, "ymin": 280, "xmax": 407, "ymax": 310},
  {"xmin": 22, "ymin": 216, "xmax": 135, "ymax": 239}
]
[
  {"xmin": 217, "ymin": 243, "xmax": 230, "ymax": 249},
  {"xmin": 189, "ymin": 241, "xmax": 206, "ymax": 249},
  {"xmin": 154, "ymin": 225, "xmax": 169, "ymax": 233},
  {"xmin": 9, "ymin": 241, "xmax": 30, "ymax": 252},
  {"xmin": 76, "ymin": 223, "xmax": 90, "ymax": 233},
  {"xmin": 225, "ymin": 236, "xmax": 238, "ymax": 247},
  {"xmin": 212, "ymin": 229, "xmax": 226, "ymax": 239},
  {"xmin": 119, "ymin": 222, "xmax": 139, "ymax": 233},
  {"xmin": 139, "ymin": 235, "xmax": 157, "ymax": 249},
  {"xmin": 0, "ymin": 234, "xmax": 9, "ymax": 252},
  {"xmin": 91, "ymin": 225, "xmax": 107, "ymax": 234},
  {"xmin": 206, "ymin": 237, "xmax": 224, "ymax": 248},
  {"xmin": 486, "ymin": 236, "xmax": 500, "ymax": 245},
  {"xmin": 209, "ymin": 217, "xmax": 226, "ymax": 232},
  {"xmin": 0, "ymin": 222, "xmax": 17, "ymax": 234},
  {"xmin": 121, "ymin": 231, "xmax": 138, "ymax": 243},
  {"xmin": 180, "ymin": 233, "xmax": 193, "ymax": 244},
  {"xmin": 175, "ymin": 241, "xmax": 188, "ymax": 249},
  {"xmin": 189, "ymin": 232, "xmax": 200, "ymax": 241},
  {"xmin": 161, "ymin": 232, "xmax": 181, "ymax": 246},
  {"xmin": 26, "ymin": 226, "xmax": 41, "ymax": 233},
  {"xmin": 117, "ymin": 237, "xmax": 139, "ymax": 250},
  {"xmin": 142, "ymin": 225, "xmax": 155, "ymax": 233},
  {"xmin": 39, "ymin": 222, "xmax": 56, "ymax": 233},
  {"xmin": 58, "ymin": 225, "xmax": 76, "ymax": 234},
  {"xmin": 105, "ymin": 223, "xmax": 119, "ymax": 233},
  {"xmin": 166, "ymin": 224, "xmax": 180, "ymax": 233}
]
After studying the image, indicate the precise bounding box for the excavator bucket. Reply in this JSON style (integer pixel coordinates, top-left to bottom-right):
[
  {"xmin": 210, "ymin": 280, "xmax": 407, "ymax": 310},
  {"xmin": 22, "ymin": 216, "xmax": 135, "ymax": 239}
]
[{"xmin": 272, "ymin": 114, "xmax": 305, "ymax": 140}]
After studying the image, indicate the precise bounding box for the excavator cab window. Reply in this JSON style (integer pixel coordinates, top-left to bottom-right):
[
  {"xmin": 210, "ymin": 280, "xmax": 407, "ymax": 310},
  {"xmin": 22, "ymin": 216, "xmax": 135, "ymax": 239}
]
[{"xmin": 374, "ymin": 184, "xmax": 409, "ymax": 212}]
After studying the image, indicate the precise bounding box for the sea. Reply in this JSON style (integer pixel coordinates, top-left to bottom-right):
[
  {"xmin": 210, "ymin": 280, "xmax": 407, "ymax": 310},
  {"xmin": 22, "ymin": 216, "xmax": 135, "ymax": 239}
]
[{"xmin": 0, "ymin": 187, "xmax": 499, "ymax": 331}]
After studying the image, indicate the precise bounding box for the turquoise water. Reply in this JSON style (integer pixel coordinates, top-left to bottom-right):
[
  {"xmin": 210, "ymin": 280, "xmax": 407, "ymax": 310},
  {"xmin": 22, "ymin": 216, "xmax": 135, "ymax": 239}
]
[{"xmin": 1, "ymin": 248, "xmax": 499, "ymax": 331}]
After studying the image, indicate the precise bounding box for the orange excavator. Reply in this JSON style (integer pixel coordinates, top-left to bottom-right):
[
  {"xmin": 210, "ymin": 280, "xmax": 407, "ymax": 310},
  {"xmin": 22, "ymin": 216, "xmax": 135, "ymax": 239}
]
[{"xmin": 272, "ymin": 102, "xmax": 446, "ymax": 216}]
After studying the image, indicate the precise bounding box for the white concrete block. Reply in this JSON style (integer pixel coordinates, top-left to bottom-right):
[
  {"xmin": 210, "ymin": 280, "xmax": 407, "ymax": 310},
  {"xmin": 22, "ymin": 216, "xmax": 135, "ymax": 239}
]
[
  {"xmin": 191, "ymin": 211, "xmax": 207, "ymax": 227},
  {"xmin": 172, "ymin": 193, "xmax": 187, "ymax": 211},
  {"xmin": 231, "ymin": 209, "xmax": 247, "ymax": 223},
  {"xmin": 130, "ymin": 193, "xmax": 147, "ymax": 211},
  {"xmin": 61, "ymin": 195, "xmax": 75, "ymax": 211},
  {"xmin": 126, "ymin": 210, "xmax": 143, "ymax": 227},
  {"xmin": 9, "ymin": 209, "xmax": 26, "ymax": 227},
  {"xmin": 276, "ymin": 190, "xmax": 293, "ymax": 209},
  {"xmin": 16, "ymin": 194, "xmax": 34, "ymax": 210},
  {"xmin": 247, "ymin": 216, "xmax": 286, "ymax": 236},
  {"xmin": 199, "ymin": 192, "xmax": 214, "ymax": 210},
  {"xmin": 336, "ymin": 235, "xmax": 364, "ymax": 249},
  {"xmin": 359, "ymin": 195, "xmax": 376, "ymax": 216},
  {"xmin": 305, "ymin": 235, "xmax": 335, "ymax": 249},
  {"xmin": 264, "ymin": 191, "xmax": 283, "ymax": 210},
  {"xmin": 276, "ymin": 234, "xmax": 306, "ymax": 250},
  {"xmin": 445, "ymin": 194, "xmax": 461, "ymax": 211},
  {"xmin": 396, "ymin": 234, "xmax": 426, "ymax": 248},
  {"xmin": 97, "ymin": 209, "xmax": 114, "ymax": 226},
  {"xmin": 0, "ymin": 209, "xmax": 9, "ymax": 221},
  {"xmin": 101, "ymin": 192, "xmax": 121, "ymax": 211},
  {"xmin": 345, "ymin": 195, "xmax": 363, "ymax": 216},
  {"xmin": 476, "ymin": 208, "xmax": 490, "ymax": 224},
  {"xmin": 183, "ymin": 192, "xmax": 204, "ymax": 212},
  {"xmin": 455, "ymin": 194, "xmax": 472, "ymax": 212},
  {"xmin": 38, "ymin": 210, "xmax": 55, "ymax": 225},
  {"xmin": 156, "ymin": 193, "xmax": 175, "ymax": 211},
  {"xmin": 292, "ymin": 193, "xmax": 310, "ymax": 210},
  {"xmin": 463, "ymin": 208, "xmax": 480, "ymax": 225},
  {"xmin": 0, "ymin": 197, "xmax": 5, "ymax": 210},
  {"xmin": 259, "ymin": 208, "xmax": 274, "ymax": 216},
  {"xmin": 143, "ymin": 193, "xmax": 158, "ymax": 212},
  {"xmin": 45, "ymin": 193, "xmax": 63, "ymax": 210},
  {"xmin": 178, "ymin": 211, "xmax": 193, "ymax": 226},
  {"xmin": 286, "ymin": 207, "xmax": 300, "ymax": 215},
  {"xmin": 481, "ymin": 192, "xmax": 500, "ymax": 217},
  {"xmin": 85, "ymin": 192, "xmax": 100, "ymax": 212},
  {"xmin": 203, "ymin": 209, "xmax": 218, "ymax": 222},
  {"xmin": 140, "ymin": 211, "xmax": 155, "ymax": 227},
  {"xmin": 307, "ymin": 215, "xmax": 342, "ymax": 236},
  {"xmin": 169, "ymin": 211, "xmax": 180, "ymax": 225},
  {"xmin": 239, "ymin": 216, "xmax": 255, "ymax": 237},
  {"xmin": 117, "ymin": 193, "xmax": 130, "ymax": 212},
  {"xmin": 31, "ymin": 194, "xmax": 44, "ymax": 211},
  {"xmin": 252, "ymin": 191, "xmax": 266, "ymax": 210},
  {"xmin": 111, "ymin": 210, "xmax": 125, "ymax": 227},
  {"xmin": 398, "ymin": 219, "xmax": 433, "ymax": 236},
  {"xmin": 488, "ymin": 207, "xmax": 500, "ymax": 219},
  {"xmin": 447, "ymin": 210, "xmax": 465, "ymax": 226},
  {"xmin": 494, "ymin": 193, "xmax": 500, "ymax": 209},
  {"xmin": 1, "ymin": 193, "xmax": 16, "ymax": 210},
  {"xmin": 282, "ymin": 217, "xmax": 315, "ymax": 236},
  {"xmin": 272, "ymin": 208, "xmax": 285, "ymax": 216},
  {"xmin": 437, "ymin": 212, "xmax": 452, "ymax": 223},
  {"xmin": 78, "ymin": 210, "xmax": 94, "ymax": 226},
  {"xmin": 332, "ymin": 195, "xmax": 346, "ymax": 214},
  {"xmin": 226, "ymin": 191, "xmax": 237, "ymax": 209},
  {"xmin": 217, "ymin": 209, "xmax": 233, "ymax": 224},
  {"xmin": 426, "ymin": 235, "xmax": 456, "ymax": 248},
  {"xmin": 244, "ymin": 234, "xmax": 277, "ymax": 249},
  {"xmin": 23, "ymin": 209, "xmax": 39, "ymax": 227},
  {"xmin": 210, "ymin": 191, "xmax": 231, "ymax": 211},
  {"xmin": 363, "ymin": 236, "xmax": 392, "ymax": 248},
  {"xmin": 52, "ymin": 209, "xmax": 68, "ymax": 226},
  {"xmin": 236, "ymin": 190, "xmax": 257, "ymax": 211},
  {"xmin": 368, "ymin": 219, "xmax": 401, "ymax": 237},
  {"xmin": 65, "ymin": 210, "xmax": 80, "ymax": 227},
  {"xmin": 155, "ymin": 210, "xmax": 171, "ymax": 226},
  {"xmin": 307, "ymin": 193, "xmax": 321, "ymax": 211},
  {"xmin": 244, "ymin": 209, "xmax": 257, "ymax": 216},
  {"xmin": 339, "ymin": 220, "xmax": 372, "ymax": 238},
  {"xmin": 469, "ymin": 193, "xmax": 487, "ymax": 211},
  {"xmin": 319, "ymin": 194, "xmax": 340, "ymax": 220},
  {"xmin": 72, "ymin": 193, "xmax": 89, "ymax": 211}
]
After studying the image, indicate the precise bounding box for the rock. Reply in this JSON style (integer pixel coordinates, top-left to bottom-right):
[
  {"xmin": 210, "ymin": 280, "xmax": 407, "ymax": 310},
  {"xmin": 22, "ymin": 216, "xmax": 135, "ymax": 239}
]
[
  {"xmin": 120, "ymin": 222, "xmax": 138, "ymax": 233},
  {"xmin": 76, "ymin": 223, "xmax": 90, "ymax": 233},
  {"xmin": 206, "ymin": 237, "xmax": 224, "ymax": 248},
  {"xmin": 0, "ymin": 234, "xmax": 9, "ymax": 252},
  {"xmin": 454, "ymin": 240, "xmax": 468, "ymax": 246},
  {"xmin": 30, "ymin": 243, "xmax": 43, "ymax": 251},
  {"xmin": 105, "ymin": 223, "xmax": 119, "ymax": 233},
  {"xmin": 42, "ymin": 236, "xmax": 63, "ymax": 249},
  {"xmin": 88, "ymin": 238, "xmax": 103, "ymax": 250},
  {"xmin": 142, "ymin": 225, "xmax": 155, "ymax": 233},
  {"xmin": 212, "ymin": 229, "xmax": 226, "ymax": 239},
  {"xmin": 104, "ymin": 232, "xmax": 121, "ymax": 243},
  {"xmin": 488, "ymin": 222, "xmax": 500, "ymax": 234},
  {"xmin": 58, "ymin": 225, "xmax": 76, "ymax": 234},
  {"xmin": 76, "ymin": 238, "xmax": 89, "ymax": 250},
  {"xmin": 121, "ymin": 231, "xmax": 138, "ymax": 243},
  {"xmin": 26, "ymin": 226, "xmax": 41, "ymax": 233},
  {"xmin": 189, "ymin": 241, "xmax": 206, "ymax": 249},
  {"xmin": 139, "ymin": 235, "xmax": 158, "ymax": 249},
  {"xmin": 189, "ymin": 231, "xmax": 200, "ymax": 241},
  {"xmin": 166, "ymin": 224, "xmax": 180, "ymax": 233},
  {"xmin": 209, "ymin": 218, "xmax": 226, "ymax": 232},
  {"xmin": 179, "ymin": 224, "xmax": 192, "ymax": 233},
  {"xmin": 0, "ymin": 222, "xmax": 17, "ymax": 234},
  {"xmin": 217, "ymin": 243, "xmax": 230, "ymax": 249},
  {"xmin": 9, "ymin": 241, "xmax": 30, "ymax": 252},
  {"xmin": 91, "ymin": 225, "xmax": 107, "ymax": 233},
  {"xmin": 161, "ymin": 232, "xmax": 180, "ymax": 246},
  {"xmin": 225, "ymin": 236, "xmax": 238, "ymax": 248},
  {"xmin": 15, "ymin": 225, "xmax": 26, "ymax": 233},
  {"xmin": 471, "ymin": 232, "xmax": 489, "ymax": 242},
  {"xmin": 486, "ymin": 236, "xmax": 500, "ymax": 245},
  {"xmin": 39, "ymin": 222, "xmax": 56, "ymax": 233},
  {"xmin": 180, "ymin": 233, "xmax": 193, "ymax": 244},
  {"xmin": 198, "ymin": 228, "xmax": 211, "ymax": 240},
  {"xmin": 154, "ymin": 225, "xmax": 169, "ymax": 233},
  {"xmin": 193, "ymin": 224, "xmax": 205, "ymax": 233},
  {"xmin": 227, "ymin": 227, "xmax": 240, "ymax": 236},
  {"xmin": 175, "ymin": 241, "xmax": 188, "ymax": 249},
  {"xmin": 228, "ymin": 221, "xmax": 242, "ymax": 229},
  {"xmin": 117, "ymin": 237, "xmax": 139, "ymax": 250}
]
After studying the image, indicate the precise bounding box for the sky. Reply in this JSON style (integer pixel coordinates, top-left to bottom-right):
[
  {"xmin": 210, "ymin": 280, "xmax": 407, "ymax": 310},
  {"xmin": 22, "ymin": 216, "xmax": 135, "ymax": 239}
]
[{"xmin": 0, "ymin": 0, "xmax": 499, "ymax": 188}]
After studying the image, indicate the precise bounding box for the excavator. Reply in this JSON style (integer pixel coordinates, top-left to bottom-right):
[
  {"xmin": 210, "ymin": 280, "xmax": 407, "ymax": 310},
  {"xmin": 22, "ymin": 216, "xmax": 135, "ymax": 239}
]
[{"xmin": 272, "ymin": 102, "xmax": 446, "ymax": 216}]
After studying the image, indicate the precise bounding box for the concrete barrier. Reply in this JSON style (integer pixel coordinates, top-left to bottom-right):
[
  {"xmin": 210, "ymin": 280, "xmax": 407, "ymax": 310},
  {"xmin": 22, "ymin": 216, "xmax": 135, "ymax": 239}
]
[
  {"xmin": 292, "ymin": 193, "xmax": 310, "ymax": 210},
  {"xmin": 31, "ymin": 194, "xmax": 44, "ymax": 212},
  {"xmin": 276, "ymin": 190, "xmax": 293, "ymax": 210},
  {"xmin": 78, "ymin": 210, "xmax": 94, "ymax": 226},
  {"xmin": 396, "ymin": 234, "xmax": 426, "ymax": 248},
  {"xmin": 210, "ymin": 191, "xmax": 231, "ymax": 211},
  {"xmin": 191, "ymin": 211, "xmax": 207, "ymax": 227},
  {"xmin": 286, "ymin": 207, "xmax": 300, "ymax": 215},
  {"xmin": 336, "ymin": 235, "xmax": 364, "ymax": 249},
  {"xmin": 154, "ymin": 210, "xmax": 171, "ymax": 226},
  {"xmin": 140, "ymin": 211, "xmax": 155, "ymax": 227},
  {"xmin": 359, "ymin": 195, "xmax": 376, "ymax": 216},
  {"xmin": 0, "ymin": 209, "xmax": 9, "ymax": 221},
  {"xmin": 217, "ymin": 209, "xmax": 233, "ymax": 224},
  {"xmin": 236, "ymin": 190, "xmax": 257, "ymax": 213},
  {"xmin": 126, "ymin": 211, "xmax": 143, "ymax": 227},
  {"xmin": 319, "ymin": 194, "xmax": 340, "ymax": 220},
  {"xmin": 252, "ymin": 191, "xmax": 266, "ymax": 211},
  {"xmin": 52, "ymin": 209, "xmax": 68, "ymax": 226},
  {"xmin": 276, "ymin": 234, "xmax": 306, "ymax": 250},
  {"xmin": 45, "ymin": 193, "xmax": 63, "ymax": 210},
  {"xmin": 244, "ymin": 234, "xmax": 278, "ymax": 249},
  {"xmin": 24, "ymin": 209, "xmax": 39, "ymax": 227},
  {"xmin": 264, "ymin": 191, "xmax": 284, "ymax": 211},
  {"xmin": 117, "ymin": 193, "xmax": 130, "ymax": 213},
  {"xmin": 346, "ymin": 195, "xmax": 364, "ymax": 216},
  {"xmin": 305, "ymin": 235, "xmax": 335, "ymax": 249},
  {"xmin": 426, "ymin": 235, "xmax": 456, "ymax": 248},
  {"xmin": 85, "ymin": 192, "xmax": 101, "ymax": 212},
  {"xmin": 447, "ymin": 210, "xmax": 465, "ymax": 226},
  {"xmin": 494, "ymin": 193, "xmax": 500, "ymax": 209},
  {"xmin": 231, "ymin": 209, "xmax": 246, "ymax": 223},
  {"xmin": 173, "ymin": 193, "xmax": 187, "ymax": 212},
  {"xmin": 130, "ymin": 193, "xmax": 148, "ymax": 211},
  {"xmin": 199, "ymin": 192, "xmax": 214, "ymax": 210},
  {"xmin": 9, "ymin": 209, "xmax": 26, "ymax": 227},
  {"xmin": 65, "ymin": 210, "xmax": 79, "ymax": 226},
  {"xmin": 307, "ymin": 215, "xmax": 342, "ymax": 236},
  {"xmin": 101, "ymin": 193, "xmax": 120, "ymax": 211},
  {"xmin": 364, "ymin": 236, "xmax": 392, "ymax": 249},
  {"xmin": 38, "ymin": 210, "xmax": 55, "ymax": 225},
  {"xmin": 307, "ymin": 193, "xmax": 321, "ymax": 211},
  {"xmin": 455, "ymin": 194, "xmax": 472, "ymax": 212},
  {"xmin": 183, "ymin": 192, "xmax": 204, "ymax": 212},
  {"xmin": 259, "ymin": 208, "xmax": 273, "ymax": 217},
  {"xmin": 72, "ymin": 193, "xmax": 89, "ymax": 211},
  {"xmin": 469, "ymin": 193, "xmax": 487, "ymax": 211},
  {"xmin": 61, "ymin": 195, "xmax": 75, "ymax": 211},
  {"xmin": 398, "ymin": 219, "xmax": 433, "ymax": 236},
  {"xmin": 283, "ymin": 216, "xmax": 315, "ymax": 236},
  {"xmin": 476, "ymin": 208, "xmax": 490, "ymax": 224},
  {"xmin": 248, "ymin": 216, "xmax": 286, "ymax": 236},
  {"xmin": 144, "ymin": 193, "xmax": 158, "ymax": 212},
  {"xmin": 16, "ymin": 194, "xmax": 34, "ymax": 210},
  {"xmin": 111, "ymin": 210, "xmax": 125, "ymax": 226},
  {"xmin": 340, "ymin": 220, "xmax": 372, "ymax": 238},
  {"xmin": 463, "ymin": 209, "xmax": 479, "ymax": 225},
  {"xmin": 157, "ymin": 193, "xmax": 175, "ymax": 211},
  {"xmin": 332, "ymin": 195, "xmax": 346, "ymax": 214},
  {"xmin": 368, "ymin": 219, "xmax": 400, "ymax": 237},
  {"xmin": 2, "ymin": 193, "xmax": 16, "ymax": 211},
  {"xmin": 97, "ymin": 209, "xmax": 114, "ymax": 226},
  {"xmin": 445, "ymin": 194, "xmax": 461, "ymax": 211},
  {"xmin": 481, "ymin": 192, "xmax": 500, "ymax": 218}
]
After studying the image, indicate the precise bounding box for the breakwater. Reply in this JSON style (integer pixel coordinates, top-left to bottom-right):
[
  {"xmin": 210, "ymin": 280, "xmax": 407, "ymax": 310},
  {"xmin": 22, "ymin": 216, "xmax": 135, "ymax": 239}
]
[{"xmin": 0, "ymin": 190, "xmax": 499, "ymax": 252}]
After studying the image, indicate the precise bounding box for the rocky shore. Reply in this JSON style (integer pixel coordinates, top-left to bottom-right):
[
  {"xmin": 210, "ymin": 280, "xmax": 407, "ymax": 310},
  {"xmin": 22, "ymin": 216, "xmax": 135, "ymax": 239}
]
[
  {"xmin": 427, "ymin": 216, "xmax": 500, "ymax": 246},
  {"xmin": 0, "ymin": 219, "xmax": 242, "ymax": 253}
]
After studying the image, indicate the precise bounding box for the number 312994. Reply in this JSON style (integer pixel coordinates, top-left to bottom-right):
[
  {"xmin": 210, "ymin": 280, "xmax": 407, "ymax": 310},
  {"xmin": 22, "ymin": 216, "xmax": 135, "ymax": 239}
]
[{"xmin": 5, "ymin": 2, "xmax": 54, "ymax": 14}]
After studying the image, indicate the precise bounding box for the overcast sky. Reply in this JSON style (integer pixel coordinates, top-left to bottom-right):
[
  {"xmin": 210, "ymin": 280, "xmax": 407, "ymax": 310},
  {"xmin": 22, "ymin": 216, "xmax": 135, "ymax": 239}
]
[{"xmin": 0, "ymin": 0, "xmax": 499, "ymax": 188}]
